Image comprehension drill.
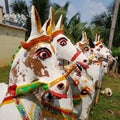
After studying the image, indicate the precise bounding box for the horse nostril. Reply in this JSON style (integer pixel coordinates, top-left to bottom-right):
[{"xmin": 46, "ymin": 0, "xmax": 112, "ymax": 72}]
[
  {"xmin": 107, "ymin": 55, "xmax": 110, "ymax": 59},
  {"xmin": 73, "ymin": 80, "xmax": 79, "ymax": 86},
  {"xmin": 83, "ymin": 59, "xmax": 87, "ymax": 63},
  {"xmin": 57, "ymin": 83, "xmax": 64, "ymax": 90}
]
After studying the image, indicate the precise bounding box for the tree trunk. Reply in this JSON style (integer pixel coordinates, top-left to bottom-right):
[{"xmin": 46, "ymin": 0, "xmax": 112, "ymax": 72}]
[
  {"xmin": 4, "ymin": 0, "xmax": 9, "ymax": 14},
  {"xmin": 108, "ymin": 0, "xmax": 120, "ymax": 50}
]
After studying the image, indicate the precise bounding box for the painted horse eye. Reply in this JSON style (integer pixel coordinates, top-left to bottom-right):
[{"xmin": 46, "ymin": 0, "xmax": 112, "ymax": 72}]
[
  {"xmin": 76, "ymin": 73, "xmax": 81, "ymax": 77},
  {"xmin": 57, "ymin": 37, "xmax": 67, "ymax": 46},
  {"xmin": 80, "ymin": 89, "xmax": 89, "ymax": 96},
  {"xmin": 81, "ymin": 87, "xmax": 91, "ymax": 96},
  {"xmin": 73, "ymin": 80, "xmax": 80, "ymax": 86},
  {"xmin": 84, "ymin": 47, "xmax": 89, "ymax": 51},
  {"xmin": 83, "ymin": 59, "xmax": 87, "ymax": 63},
  {"xmin": 35, "ymin": 47, "xmax": 52, "ymax": 59},
  {"xmin": 80, "ymin": 88, "xmax": 89, "ymax": 96},
  {"xmin": 97, "ymin": 48, "xmax": 100, "ymax": 51},
  {"xmin": 91, "ymin": 49, "xmax": 93, "ymax": 52},
  {"xmin": 99, "ymin": 45, "xmax": 103, "ymax": 48}
]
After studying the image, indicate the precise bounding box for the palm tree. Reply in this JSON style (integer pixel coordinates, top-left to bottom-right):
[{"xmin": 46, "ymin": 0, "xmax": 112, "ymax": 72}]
[
  {"xmin": 91, "ymin": 1, "xmax": 115, "ymax": 46},
  {"xmin": 10, "ymin": 0, "xmax": 30, "ymax": 39},
  {"xmin": 52, "ymin": 1, "xmax": 70, "ymax": 25},
  {"xmin": 65, "ymin": 12, "xmax": 88, "ymax": 44},
  {"xmin": 10, "ymin": 0, "xmax": 51, "ymax": 39},
  {"xmin": 91, "ymin": 1, "xmax": 120, "ymax": 74},
  {"xmin": 52, "ymin": 2, "xmax": 90, "ymax": 44},
  {"xmin": 108, "ymin": 0, "xmax": 120, "ymax": 49},
  {"xmin": 31, "ymin": 0, "xmax": 50, "ymax": 25},
  {"xmin": 10, "ymin": 0, "xmax": 29, "ymax": 15},
  {"xmin": 91, "ymin": 0, "xmax": 120, "ymax": 48}
]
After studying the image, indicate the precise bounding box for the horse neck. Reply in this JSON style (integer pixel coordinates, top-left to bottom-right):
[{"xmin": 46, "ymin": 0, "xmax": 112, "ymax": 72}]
[
  {"xmin": 9, "ymin": 48, "xmax": 35, "ymax": 86},
  {"xmin": 1, "ymin": 92, "xmax": 43, "ymax": 120},
  {"xmin": 87, "ymin": 62, "xmax": 101, "ymax": 82}
]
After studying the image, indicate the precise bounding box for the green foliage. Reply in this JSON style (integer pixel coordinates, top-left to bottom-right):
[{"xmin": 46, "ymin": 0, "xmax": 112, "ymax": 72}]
[
  {"xmin": 91, "ymin": 0, "xmax": 120, "ymax": 48},
  {"xmin": 112, "ymin": 47, "xmax": 120, "ymax": 56},
  {"xmin": 65, "ymin": 13, "xmax": 87, "ymax": 44},
  {"xmin": 10, "ymin": 0, "xmax": 31, "ymax": 39},
  {"xmin": 52, "ymin": 2, "xmax": 70, "ymax": 26},
  {"xmin": 10, "ymin": 0, "xmax": 51, "ymax": 39},
  {"xmin": 10, "ymin": 0, "xmax": 29, "ymax": 15},
  {"xmin": 31, "ymin": 0, "xmax": 50, "ymax": 25}
]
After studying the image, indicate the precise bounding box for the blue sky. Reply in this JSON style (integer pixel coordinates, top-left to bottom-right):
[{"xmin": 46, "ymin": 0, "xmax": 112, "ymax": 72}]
[
  {"xmin": 0, "ymin": 0, "xmax": 114, "ymax": 23},
  {"xmin": 50, "ymin": 0, "xmax": 114, "ymax": 23}
]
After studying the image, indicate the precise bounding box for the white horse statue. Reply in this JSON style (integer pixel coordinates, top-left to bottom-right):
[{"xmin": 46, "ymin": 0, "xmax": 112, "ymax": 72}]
[
  {"xmin": 0, "ymin": 6, "xmax": 76, "ymax": 120},
  {"xmin": 94, "ymin": 34, "xmax": 114, "ymax": 74},
  {"xmin": 64, "ymin": 63, "xmax": 95, "ymax": 120},
  {"xmin": 42, "ymin": 7, "xmax": 89, "ymax": 69},
  {"xmin": 1, "ymin": 5, "xmax": 93, "ymax": 120},
  {"xmin": 41, "ymin": 8, "xmax": 95, "ymax": 120},
  {"xmin": 76, "ymin": 32, "xmax": 111, "ymax": 105}
]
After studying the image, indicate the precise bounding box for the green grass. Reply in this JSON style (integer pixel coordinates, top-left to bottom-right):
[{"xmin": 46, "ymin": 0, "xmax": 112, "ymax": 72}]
[
  {"xmin": 0, "ymin": 66, "xmax": 120, "ymax": 119},
  {"xmin": 0, "ymin": 66, "xmax": 10, "ymax": 83},
  {"xmin": 89, "ymin": 76, "xmax": 120, "ymax": 120}
]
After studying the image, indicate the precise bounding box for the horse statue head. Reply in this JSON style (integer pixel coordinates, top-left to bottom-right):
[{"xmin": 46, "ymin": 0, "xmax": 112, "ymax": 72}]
[
  {"xmin": 0, "ymin": 6, "xmax": 76, "ymax": 120},
  {"xmin": 76, "ymin": 31, "xmax": 97, "ymax": 62},
  {"xmin": 93, "ymin": 34, "xmax": 112, "ymax": 60},
  {"xmin": 64, "ymin": 63, "xmax": 95, "ymax": 120},
  {"xmin": 42, "ymin": 7, "xmax": 89, "ymax": 69}
]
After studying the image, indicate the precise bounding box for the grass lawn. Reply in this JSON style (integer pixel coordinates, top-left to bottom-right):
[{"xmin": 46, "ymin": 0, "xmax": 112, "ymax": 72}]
[
  {"xmin": 89, "ymin": 76, "xmax": 120, "ymax": 120},
  {"xmin": 0, "ymin": 66, "xmax": 10, "ymax": 83},
  {"xmin": 0, "ymin": 66, "xmax": 120, "ymax": 119}
]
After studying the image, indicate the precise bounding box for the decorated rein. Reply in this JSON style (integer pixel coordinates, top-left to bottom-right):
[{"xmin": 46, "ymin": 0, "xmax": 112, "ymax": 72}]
[{"xmin": 6, "ymin": 64, "xmax": 74, "ymax": 98}]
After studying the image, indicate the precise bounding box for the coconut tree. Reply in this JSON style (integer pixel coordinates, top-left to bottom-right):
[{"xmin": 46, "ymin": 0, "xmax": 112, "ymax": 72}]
[
  {"xmin": 91, "ymin": 0, "xmax": 120, "ymax": 48},
  {"xmin": 52, "ymin": 1, "xmax": 70, "ymax": 25},
  {"xmin": 52, "ymin": 2, "xmax": 91, "ymax": 44},
  {"xmin": 10, "ymin": 0, "xmax": 30, "ymax": 39},
  {"xmin": 108, "ymin": 0, "xmax": 120, "ymax": 49},
  {"xmin": 10, "ymin": 0, "xmax": 51, "ymax": 39},
  {"xmin": 10, "ymin": 0, "xmax": 29, "ymax": 15},
  {"xmin": 65, "ymin": 12, "xmax": 88, "ymax": 44},
  {"xmin": 31, "ymin": 0, "xmax": 50, "ymax": 25}
]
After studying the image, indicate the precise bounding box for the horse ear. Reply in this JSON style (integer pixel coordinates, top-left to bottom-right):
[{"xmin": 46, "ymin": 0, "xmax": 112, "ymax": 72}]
[
  {"xmin": 42, "ymin": 19, "xmax": 50, "ymax": 35},
  {"xmin": 98, "ymin": 35, "xmax": 100, "ymax": 41},
  {"xmin": 49, "ymin": 7, "xmax": 55, "ymax": 29},
  {"xmin": 81, "ymin": 31, "xmax": 85, "ymax": 42},
  {"xmin": 28, "ymin": 5, "xmax": 43, "ymax": 41},
  {"xmin": 55, "ymin": 15, "xmax": 63, "ymax": 30},
  {"xmin": 94, "ymin": 33, "xmax": 98, "ymax": 43},
  {"xmin": 47, "ymin": 7, "xmax": 55, "ymax": 35},
  {"xmin": 84, "ymin": 32, "xmax": 87, "ymax": 41},
  {"xmin": 80, "ymin": 31, "xmax": 88, "ymax": 44},
  {"xmin": 42, "ymin": 7, "xmax": 55, "ymax": 35}
]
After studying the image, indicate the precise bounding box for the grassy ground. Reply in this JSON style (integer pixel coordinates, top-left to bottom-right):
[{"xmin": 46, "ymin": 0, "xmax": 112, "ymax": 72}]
[
  {"xmin": 0, "ymin": 66, "xmax": 120, "ymax": 119},
  {"xmin": 0, "ymin": 66, "xmax": 10, "ymax": 83},
  {"xmin": 89, "ymin": 76, "xmax": 120, "ymax": 120}
]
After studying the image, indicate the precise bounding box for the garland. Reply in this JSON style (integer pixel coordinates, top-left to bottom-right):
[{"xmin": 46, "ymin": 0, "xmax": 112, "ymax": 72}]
[
  {"xmin": 41, "ymin": 100, "xmax": 77, "ymax": 120},
  {"xmin": 10, "ymin": 45, "xmax": 21, "ymax": 68}
]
